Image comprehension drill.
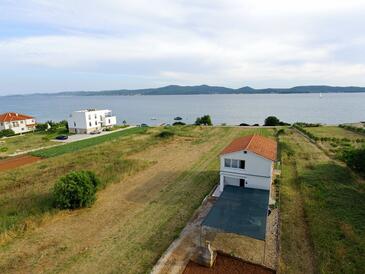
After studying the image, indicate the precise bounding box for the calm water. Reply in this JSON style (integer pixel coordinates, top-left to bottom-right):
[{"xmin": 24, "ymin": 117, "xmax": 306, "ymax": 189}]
[{"xmin": 0, "ymin": 93, "xmax": 364, "ymax": 125}]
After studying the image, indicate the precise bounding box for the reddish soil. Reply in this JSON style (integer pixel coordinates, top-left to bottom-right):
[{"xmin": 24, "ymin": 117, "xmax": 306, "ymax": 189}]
[
  {"xmin": 0, "ymin": 155, "xmax": 41, "ymax": 172},
  {"xmin": 183, "ymin": 254, "xmax": 275, "ymax": 274}
]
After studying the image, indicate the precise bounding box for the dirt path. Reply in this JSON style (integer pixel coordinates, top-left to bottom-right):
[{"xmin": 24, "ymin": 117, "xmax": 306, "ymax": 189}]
[
  {"xmin": 0, "ymin": 155, "xmax": 41, "ymax": 172},
  {"xmin": 0, "ymin": 128, "xmax": 239, "ymax": 274}
]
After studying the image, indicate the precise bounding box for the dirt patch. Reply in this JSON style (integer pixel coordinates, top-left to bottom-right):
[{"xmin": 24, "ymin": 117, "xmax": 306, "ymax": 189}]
[
  {"xmin": 183, "ymin": 253, "xmax": 275, "ymax": 274},
  {"xmin": 0, "ymin": 155, "xmax": 41, "ymax": 172}
]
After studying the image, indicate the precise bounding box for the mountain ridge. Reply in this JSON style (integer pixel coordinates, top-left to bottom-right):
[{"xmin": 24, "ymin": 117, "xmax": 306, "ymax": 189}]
[{"xmin": 4, "ymin": 85, "xmax": 365, "ymax": 97}]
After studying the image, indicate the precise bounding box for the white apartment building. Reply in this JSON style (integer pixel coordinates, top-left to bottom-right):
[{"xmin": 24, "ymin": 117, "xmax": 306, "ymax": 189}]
[{"xmin": 67, "ymin": 109, "xmax": 117, "ymax": 134}]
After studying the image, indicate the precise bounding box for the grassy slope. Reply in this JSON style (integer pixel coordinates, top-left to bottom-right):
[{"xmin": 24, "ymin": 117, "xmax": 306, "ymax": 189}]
[
  {"xmin": 280, "ymin": 130, "xmax": 365, "ymax": 273},
  {"xmin": 31, "ymin": 127, "xmax": 147, "ymax": 158},
  {"xmin": 0, "ymin": 126, "xmax": 273, "ymax": 274}
]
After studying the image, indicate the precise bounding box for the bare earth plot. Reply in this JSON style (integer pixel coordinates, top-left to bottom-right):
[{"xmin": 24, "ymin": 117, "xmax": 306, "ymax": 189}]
[{"xmin": 0, "ymin": 127, "xmax": 271, "ymax": 274}]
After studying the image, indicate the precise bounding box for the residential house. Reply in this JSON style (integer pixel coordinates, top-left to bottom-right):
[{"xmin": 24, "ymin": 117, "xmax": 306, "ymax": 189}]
[
  {"xmin": 0, "ymin": 112, "xmax": 36, "ymax": 134},
  {"xmin": 218, "ymin": 135, "xmax": 277, "ymax": 193},
  {"xmin": 67, "ymin": 109, "xmax": 117, "ymax": 134}
]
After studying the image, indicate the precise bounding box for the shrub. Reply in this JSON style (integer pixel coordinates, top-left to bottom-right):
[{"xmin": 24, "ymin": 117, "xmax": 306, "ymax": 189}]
[
  {"xmin": 157, "ymin": 131, "xmax": 175, "ymax": 138},
  {"xmin": 276, "ymin": 128, "xmax": 285, "ymax": 136},
  {"xmin": 0, "ymin": 129, "xmax": 15, "ymax": 138},
  {"xmin": 239, "ymin": 123, "xmax": 250, "ymax": 126},
  {"xmin": 53, "ymin": 171, "xmax": 101, "ymax": 209},
  {"xmin": 195, "ymin": 115, "xmax": 212, "ymax": 126},
  {"xmin": 174, "ymin": 116, "xmax": 183, "ymax": 121},
  {"xmin": 173, "ymin": 121, "xmax": 186, "ymax": 126}
]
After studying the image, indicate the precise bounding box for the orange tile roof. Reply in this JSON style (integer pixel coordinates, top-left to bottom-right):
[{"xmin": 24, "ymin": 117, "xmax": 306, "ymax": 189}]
[
  {"xmin": 220, "ymin": 135, "xmax": 277, "ymax": 161},
  {"xmin": 0, "ymin": 112, "xmax": 34, "ymax": 122}
]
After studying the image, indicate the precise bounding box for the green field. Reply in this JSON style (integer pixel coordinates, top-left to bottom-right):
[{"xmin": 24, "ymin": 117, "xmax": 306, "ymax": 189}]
[
  {"xmin": 31, "ymin": 127, "xmax": 147, "ymax": 158},
  {"xmin": 279, "ymin": 130, "xmax": 365, "ymax": 273},
  {"xmin": 0, "ymin": 126, "xmax": 273, "ymax": 273}
]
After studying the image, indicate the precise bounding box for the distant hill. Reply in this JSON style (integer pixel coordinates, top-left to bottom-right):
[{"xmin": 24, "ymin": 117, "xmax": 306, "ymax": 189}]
[{"xmin": 7, "ymin": 85, "xmax": 365, "ymax": 96}]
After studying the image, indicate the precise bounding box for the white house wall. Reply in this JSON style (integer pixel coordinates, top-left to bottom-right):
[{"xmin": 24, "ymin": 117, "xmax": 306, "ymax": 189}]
[
  {"xmin": 219, "ymin": 150, "xmax": 273, "ymax": 191},
  {"xmin": 220, "ymin": 151, "xmax": 272, "ymax": 177}
]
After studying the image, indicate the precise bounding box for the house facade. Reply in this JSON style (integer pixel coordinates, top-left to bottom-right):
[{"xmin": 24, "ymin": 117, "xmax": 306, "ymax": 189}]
[
  {"xmin": 67, "ymin": 109, "xmax": 117, "ymax": 134},
  {"xmin": 0, "ymin": 112, "xmax": 36, "ymax": 134},
  {"xmin": 219, "ymin": 135, "xmax": 277, "ymax": 193}
]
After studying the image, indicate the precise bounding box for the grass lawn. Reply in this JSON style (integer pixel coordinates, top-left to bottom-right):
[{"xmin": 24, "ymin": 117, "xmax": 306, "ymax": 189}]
[
  {"xmin": 279, "ymin": 130, "xmax": 365, "ymax": 273},
  {"xmin": 0, "ymin": 126, "xmax": 273, "ymax": 274},
  {"xmin": 0, "ymin": 132, "xmax": 58, "ymax": 157},
  {"xmin": 31, "ymin": 127, "xmax": 147, "ymax": 158}
]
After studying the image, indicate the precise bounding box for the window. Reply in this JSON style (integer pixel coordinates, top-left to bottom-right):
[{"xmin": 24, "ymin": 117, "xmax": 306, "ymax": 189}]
[
  {"xmin": 95, "ymin": 121, "xmax": 97, "ymax": 126},
  {"xmin": 89, "ymin": 122, "xmax": 92, "ymax": 127},
  {"xmin": 74, "ymin": 122, "xmax": 76, "ymax": 127},
  {"xmin": 225, "ymin": 158, "xmax": 244, "ymax": 169},
  {"xmin": 0, "ymin": 122, "xmax": 3, "ymax": 126},
  {"xmin": 94, "ymin": 114, "xmax": 97, "ymax": 119},
  {"xmin": 224, "ymin": 159, "xmax": 231, "ymax": 167},
  {"xmin": 20, "ymin": 120, "xmax": 24, "ymax": 124},
  {"xmin": 88, "ymin": 115, "xmax": 91, "ymax": 120},
  {"xmin": 108, "ymin": 119, "xmax": 110, "ymax": 123}
]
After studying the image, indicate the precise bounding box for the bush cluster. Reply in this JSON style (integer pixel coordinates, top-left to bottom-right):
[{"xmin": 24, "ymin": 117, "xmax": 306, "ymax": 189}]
[
  {"xmin": 53, "ymin": 171, "xmax": 101, "ymax": 209},
  {"xmin": 36, "ymin": 120, "xmax": 68, "ymax": 133},
  {"xmin": 342, "ymin": 147, "xmax": 365, "ymax": 175},
  {"xmin": 0, "ymin": 129, "xmax": 15, "ymax": 138},
  {"xmin": 295, "ymin": 122, "xmax": 322, "ymax": 127},
  {"xmin": 339, "ymin": 124, "xmax": 365, "ymax": 135}
]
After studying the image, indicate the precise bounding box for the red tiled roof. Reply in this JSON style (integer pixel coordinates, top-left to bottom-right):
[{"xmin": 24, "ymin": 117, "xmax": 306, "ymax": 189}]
[
  {"xmin": 220, "ymin": 135, "xmax": 277, "ymax": 161},
  {"xmin": 0, "ymin": 112, "xmax": 34, "ymax": 122}
]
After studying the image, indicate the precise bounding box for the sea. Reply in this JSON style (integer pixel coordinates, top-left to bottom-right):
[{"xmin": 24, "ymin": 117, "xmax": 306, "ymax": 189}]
[{"xmin": 0, "ymin": 93, "xmax": 364, "ymax": 125}]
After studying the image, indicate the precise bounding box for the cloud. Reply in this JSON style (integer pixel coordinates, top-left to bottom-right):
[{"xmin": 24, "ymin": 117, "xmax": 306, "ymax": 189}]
[{"xmin": 0, "ymin": 0, "xmax": 365, "ymax": 94}]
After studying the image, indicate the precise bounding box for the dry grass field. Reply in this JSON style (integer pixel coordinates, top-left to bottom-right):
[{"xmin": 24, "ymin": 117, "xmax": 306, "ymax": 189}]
[{"xmin": 0, "ymin": 126, "xmax": 272, "ymax": 274}]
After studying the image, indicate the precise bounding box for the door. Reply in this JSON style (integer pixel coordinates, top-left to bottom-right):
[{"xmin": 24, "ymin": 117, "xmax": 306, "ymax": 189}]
[{"xmin": 240, "ymin": 179, "xmax": 245, "ymax": 187}]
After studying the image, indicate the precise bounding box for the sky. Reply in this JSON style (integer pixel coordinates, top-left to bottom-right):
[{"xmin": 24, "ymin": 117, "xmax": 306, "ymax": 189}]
[{"xmin": 1, "ymin": 0, "xmax": 365, "ymax": 95}]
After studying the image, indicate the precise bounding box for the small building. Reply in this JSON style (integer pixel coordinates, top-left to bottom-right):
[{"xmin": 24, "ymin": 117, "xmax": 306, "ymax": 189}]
[
  {"xmin": 67, "ymin": 109, "xmax": 117, "ymax": 134},
  {"xmin": 218, "ymin": 135, "xmax": 277, "ymax": 194},
  {"xmin": 0, "ymin": 112, "xmax": 36, "ymax": 134}
]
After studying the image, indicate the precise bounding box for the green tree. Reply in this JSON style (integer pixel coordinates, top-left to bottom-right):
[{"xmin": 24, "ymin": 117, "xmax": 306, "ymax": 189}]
[
  {"xmin": 53, "ymin": 171, "xmax": 101, "ymax": 209},
  {"xmin": 195, "ymin": 115, "xmax": 212, "ymax": 126},
  {"xmin": 264, "ymin": 116, "xmax": 280, "ymax": 126}
]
